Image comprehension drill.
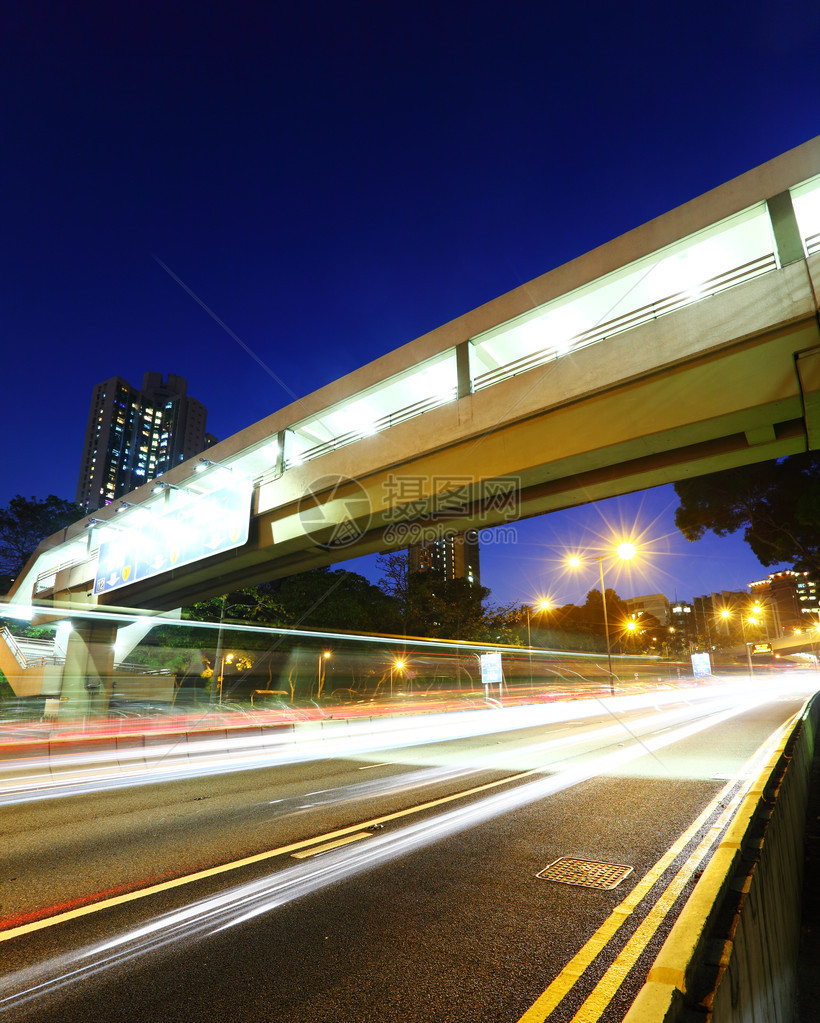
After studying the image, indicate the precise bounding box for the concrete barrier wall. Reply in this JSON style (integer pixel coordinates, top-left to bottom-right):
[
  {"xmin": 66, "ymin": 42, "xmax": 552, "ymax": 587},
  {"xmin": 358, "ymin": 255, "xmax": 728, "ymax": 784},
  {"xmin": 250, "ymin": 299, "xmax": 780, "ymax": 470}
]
[
  {"xmin": 0, "ymin": 716, "xmax": 376, "ymax": 776},
  {"xmin": 625, "ymin": 694, "xmax": 820, "ymax": 1023},
  {"xmin": 0, "ymin": 723, "xmax": 296, "ymax": 771},
  {"xmin": 708, "ymin": 702, "xmax": 817, "ymax": 1023}
]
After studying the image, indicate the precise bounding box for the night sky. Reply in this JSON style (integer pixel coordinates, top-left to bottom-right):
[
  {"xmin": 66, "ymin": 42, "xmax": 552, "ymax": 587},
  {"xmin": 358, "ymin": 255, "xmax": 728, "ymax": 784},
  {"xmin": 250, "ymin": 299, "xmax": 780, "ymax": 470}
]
[{"xmin": 3, "ymin": 1, "xmax": 819, "ymax": 607}]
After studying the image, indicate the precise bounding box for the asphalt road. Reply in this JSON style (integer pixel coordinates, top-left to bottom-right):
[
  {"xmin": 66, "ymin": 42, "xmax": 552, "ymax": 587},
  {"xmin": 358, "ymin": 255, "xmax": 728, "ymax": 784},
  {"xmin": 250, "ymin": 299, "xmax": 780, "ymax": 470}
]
[{"xmin": 0, "ymin": 677, "xmax": 815, "ymax": 1022}]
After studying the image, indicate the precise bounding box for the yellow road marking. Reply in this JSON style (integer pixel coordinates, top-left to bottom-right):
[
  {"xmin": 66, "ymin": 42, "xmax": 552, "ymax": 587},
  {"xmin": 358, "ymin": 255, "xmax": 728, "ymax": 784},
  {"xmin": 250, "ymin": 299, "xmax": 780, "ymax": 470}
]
[
  {"xmin": 0, "ymin": 761, "xmax": 546, "ymax": 944},
  {"xmin": 290, "ymin": 832, "xmax": 372, "ymax": 858},
  {"xmin": 4, "ymin": 708, "xmax": 795, "ymax": 962},
  {"xmin": 574, "ymin": 716, "xmax": 798, "ymax": 1021},
  {"xmin": 516, "ymin": 715, "xmax": 796, "ymax": 1022},
  {"xmin": 568, "ymin": 778, "xmax": 757, "ymax": 1021}
]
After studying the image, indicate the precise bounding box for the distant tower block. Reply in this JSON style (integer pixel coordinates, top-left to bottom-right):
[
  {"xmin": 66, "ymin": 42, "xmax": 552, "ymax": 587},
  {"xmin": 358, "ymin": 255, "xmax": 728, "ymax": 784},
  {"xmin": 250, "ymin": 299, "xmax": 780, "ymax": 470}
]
[
  {"xmin": 408, "ymin": 531, "xmax": 481, "ymax": 586},
  {"xmin": 76, "ymin": 372, "xmax": 216, "ymax": 513}
]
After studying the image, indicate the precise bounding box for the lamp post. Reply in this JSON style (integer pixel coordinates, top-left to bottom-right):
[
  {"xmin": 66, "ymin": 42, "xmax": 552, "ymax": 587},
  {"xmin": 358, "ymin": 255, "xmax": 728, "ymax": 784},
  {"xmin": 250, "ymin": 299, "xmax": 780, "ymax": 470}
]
[
  {"xmin": 750, "ymin": 601, "xmax": 773, "ymax": 642},
  {"xmin": 738, "ymin": 613, "xmax": 757, "ymax": 676},
  {"xmin": 210, "ymin": 595, "xmax": 249, "ymax": 706},
  {"xmin": 317, "ymin": 651, "xmax": 331, "ymax": 699},
  {"xmin": 717, "ymin": 607, "xmax": 731, "ymax": 648},
  {"xmin": 525, "ymin": 599, "xmax": 553, "ymax": 647},
  {"xmin": 525, "ymin": 599, "xmax": 552, "ymax": 686},
  {"xmin": 568, "ymin": 542, "xmax": 636, "ymax": 690},
  {"xmin": 624, "ymin": 617, "xmax": 638, "ymax": 653},
  {"xmin": 390, "ymin": 659, "xmax": 405, "ymax": 697},
  {"xmin": 209, "ymin": 596, "xmax": 228, "ymax": 706},
  {"xmin": 218, "ymin": 652, "xmax": 234, "ymax": 703}
]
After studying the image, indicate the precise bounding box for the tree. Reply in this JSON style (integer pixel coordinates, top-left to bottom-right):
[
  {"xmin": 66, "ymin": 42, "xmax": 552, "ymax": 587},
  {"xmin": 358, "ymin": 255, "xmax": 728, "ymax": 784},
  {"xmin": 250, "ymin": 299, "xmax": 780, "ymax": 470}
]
[
  {"xmin": 0, "ymin": 494, "xmax": 81, "ymax": 585},
  {"xmin": 377, "ymin": 552, "xmax": 494, "ymax": 640},
  {"xmin": 376, "ymin": 551, "xmax": 414, "ymax": 631},
  {"xmin": 536, "ymin": 588, "xmax": 629, "ymax": 654},
  {"xmin": 673, "ymin": 453, "xmax": 820, "ymax": 574},
  {"xmin": 182, "ymin": 572, "xmax": 401, "ymax": 634},
  {"xmin": 405, "ymin": 574, "xmax": 491, "ymax": 640},
  {"xmin": 270, "ymin": 568, "xmax": 402, "ymax": 633},
  {"xmin": 182, "ymin": 586, "xmax": 286, "ymax": 625},
  {"xmin": 472, "ymin": 603, "xmax": 525, "ymax": 646}
]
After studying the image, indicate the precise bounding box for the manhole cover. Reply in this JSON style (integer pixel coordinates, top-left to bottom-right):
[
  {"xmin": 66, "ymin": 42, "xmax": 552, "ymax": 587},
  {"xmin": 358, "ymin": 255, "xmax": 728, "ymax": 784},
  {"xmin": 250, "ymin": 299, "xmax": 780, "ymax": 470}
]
[{"xmin": 536, "ymin": 856, "xmax": 633, "ymax": 890}]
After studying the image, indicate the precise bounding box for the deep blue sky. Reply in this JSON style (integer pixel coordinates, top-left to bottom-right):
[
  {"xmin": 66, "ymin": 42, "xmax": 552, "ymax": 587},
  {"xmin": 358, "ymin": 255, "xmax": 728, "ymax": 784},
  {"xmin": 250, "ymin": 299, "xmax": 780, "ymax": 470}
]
[{"xmin": 3, "ymin": 1, "xmax": 819, "ymax": 607}]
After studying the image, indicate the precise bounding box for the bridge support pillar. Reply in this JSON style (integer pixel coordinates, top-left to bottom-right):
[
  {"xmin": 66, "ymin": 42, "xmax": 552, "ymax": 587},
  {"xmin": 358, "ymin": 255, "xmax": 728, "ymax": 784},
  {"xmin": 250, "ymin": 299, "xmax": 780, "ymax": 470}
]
[{"xmin": 58, "ymin": 620, "xmax": 118, "ymax": 720}]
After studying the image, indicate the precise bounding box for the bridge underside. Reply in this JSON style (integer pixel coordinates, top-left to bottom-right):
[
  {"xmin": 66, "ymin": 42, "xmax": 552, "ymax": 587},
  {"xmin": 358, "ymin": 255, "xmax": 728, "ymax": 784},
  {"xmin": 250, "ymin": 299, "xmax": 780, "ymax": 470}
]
[{"xmin": 93, "ymin": 302, "xmax": 820, "ymax": 611}]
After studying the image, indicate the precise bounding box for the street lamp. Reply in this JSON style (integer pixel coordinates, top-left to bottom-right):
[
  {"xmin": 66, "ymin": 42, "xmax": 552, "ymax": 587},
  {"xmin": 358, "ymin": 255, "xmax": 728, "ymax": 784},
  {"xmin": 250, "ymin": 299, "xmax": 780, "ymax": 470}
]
[
  {"xmin": 746, "ymin": 613, "xmax": 762, "ymax": 641},
  {"xmin": 663, "ymin": 625, "xmax": 676, "ymax": 659},
  {"xmin": 568, "ymin": 542, "xmax": 637, "ymax": 689},
  {"xmin": 737, "ymin": 613, "xmax": 760, "ymax": 676},
  {"xmin": 390, "ymin": 658, "xmax": 405, "ymax": 696},
  {"xmin": 219, "ymin": 651, "xmax": 234, "ymax": 703},
  {"xmin": 753, "ymin": 600, "xmax": 775, "ymax": 641},
  {"xmin": 210, "ymin": 595, "xmax": 231, "ymax": 706},
  {"xmin": 524, "ymin": 599, "xmax": 553, "ymax": 687},
  {"xmin": 525, "ymin": 599, "xmax": 552, "ymax": 646},
  {"xmin": 717, "ymin": 607, "xmax": 732, "ymax": 644},
  {"xmin": 317, "ymin": 650, "xmax": 332, "ymax": 699}
]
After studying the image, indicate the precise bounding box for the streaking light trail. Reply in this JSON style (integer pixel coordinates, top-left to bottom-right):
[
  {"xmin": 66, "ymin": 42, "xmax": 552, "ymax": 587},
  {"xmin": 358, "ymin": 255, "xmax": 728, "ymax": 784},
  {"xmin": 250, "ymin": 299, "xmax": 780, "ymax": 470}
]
[
  {"xmin": 0, "ymin": 678, "xmax": 807, "ymax": 806},
  {"xmin": 0, "ymin": 686, "xmax": 802, "ymax": 1014}
]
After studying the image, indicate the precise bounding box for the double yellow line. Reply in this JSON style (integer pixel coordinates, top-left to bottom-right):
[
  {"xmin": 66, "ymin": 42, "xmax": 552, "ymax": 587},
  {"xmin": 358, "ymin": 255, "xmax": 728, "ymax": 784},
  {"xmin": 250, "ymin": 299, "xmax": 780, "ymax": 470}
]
[{"xmin": 516, "ymin": 715, "xmax": 796, "ymax": 1023}]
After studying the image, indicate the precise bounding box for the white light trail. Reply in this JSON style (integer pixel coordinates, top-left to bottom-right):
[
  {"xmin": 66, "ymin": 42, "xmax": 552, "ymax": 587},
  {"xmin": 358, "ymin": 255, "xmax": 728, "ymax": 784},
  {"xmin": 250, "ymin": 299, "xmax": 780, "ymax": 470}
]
[
  {"xmin": 0, "ymin": 686, "xmax": 799, "ymax": 1013},
  {"xmin": 0, "ymin": 678, "xmax": 813, "ymax": 808}
]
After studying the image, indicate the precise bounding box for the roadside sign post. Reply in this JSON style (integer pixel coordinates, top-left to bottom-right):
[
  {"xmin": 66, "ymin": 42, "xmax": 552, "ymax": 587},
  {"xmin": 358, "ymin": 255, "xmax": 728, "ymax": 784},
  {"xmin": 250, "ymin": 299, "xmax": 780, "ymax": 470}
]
[{"xmin": 480, "ymin": 651, "xmax": 503, "ymax": 702}]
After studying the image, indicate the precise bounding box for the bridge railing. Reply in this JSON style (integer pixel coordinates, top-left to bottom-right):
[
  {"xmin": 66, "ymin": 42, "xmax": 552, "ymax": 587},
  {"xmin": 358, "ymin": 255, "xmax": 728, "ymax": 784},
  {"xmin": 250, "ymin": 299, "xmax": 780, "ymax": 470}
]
[
  {"xmin": 472, "ymin": 251, "xmax": 778, "ymax": 391},
  {"xmin": 284, "ymin": 387, "xmax": 459, "ymax": 468},
  {"xmin": 33, "ymin": 557, "xmax": 84, "ymax": 596}
]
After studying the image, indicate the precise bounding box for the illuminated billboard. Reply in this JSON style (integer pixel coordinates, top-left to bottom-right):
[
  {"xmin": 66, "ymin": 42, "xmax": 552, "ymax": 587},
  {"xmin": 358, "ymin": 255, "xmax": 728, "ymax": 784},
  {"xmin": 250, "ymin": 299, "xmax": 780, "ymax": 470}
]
[{"xmin": 94, "ymin": 481, "xmax": 252, "ymax": 595}]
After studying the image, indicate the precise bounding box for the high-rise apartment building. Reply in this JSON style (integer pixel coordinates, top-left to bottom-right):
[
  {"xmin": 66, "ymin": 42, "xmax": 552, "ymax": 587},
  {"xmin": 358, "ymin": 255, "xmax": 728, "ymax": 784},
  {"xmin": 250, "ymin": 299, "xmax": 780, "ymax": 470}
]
[
  {"xmin": 408, "ymin": 531, "xmax": 481, "ymax": 586},
  {"xmin": 76, "ymin": 372, "xmax": 215, "ymax": 512},
  {"xmin": 796, "ymin": 573, "xmax": 820, "ymax": 620},
  {"xmin": 749, "ymin": 570, "xmax": 820, "ymax": 634}
]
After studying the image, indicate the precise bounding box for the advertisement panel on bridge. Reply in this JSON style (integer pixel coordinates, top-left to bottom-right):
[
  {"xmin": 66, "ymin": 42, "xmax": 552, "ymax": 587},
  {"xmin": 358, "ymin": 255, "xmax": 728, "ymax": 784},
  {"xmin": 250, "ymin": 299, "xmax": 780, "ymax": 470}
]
[{"xmin": 93, "ymin": 481, "xmax": 252, "ymax": 596}]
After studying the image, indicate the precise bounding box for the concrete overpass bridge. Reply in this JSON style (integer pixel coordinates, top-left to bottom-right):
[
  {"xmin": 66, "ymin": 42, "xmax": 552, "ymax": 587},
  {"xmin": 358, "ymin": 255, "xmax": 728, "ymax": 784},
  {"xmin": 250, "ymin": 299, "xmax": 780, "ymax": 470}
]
[{"xmin": 7, "ymin": 135, "xmax": 820, "ymax": 619}]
